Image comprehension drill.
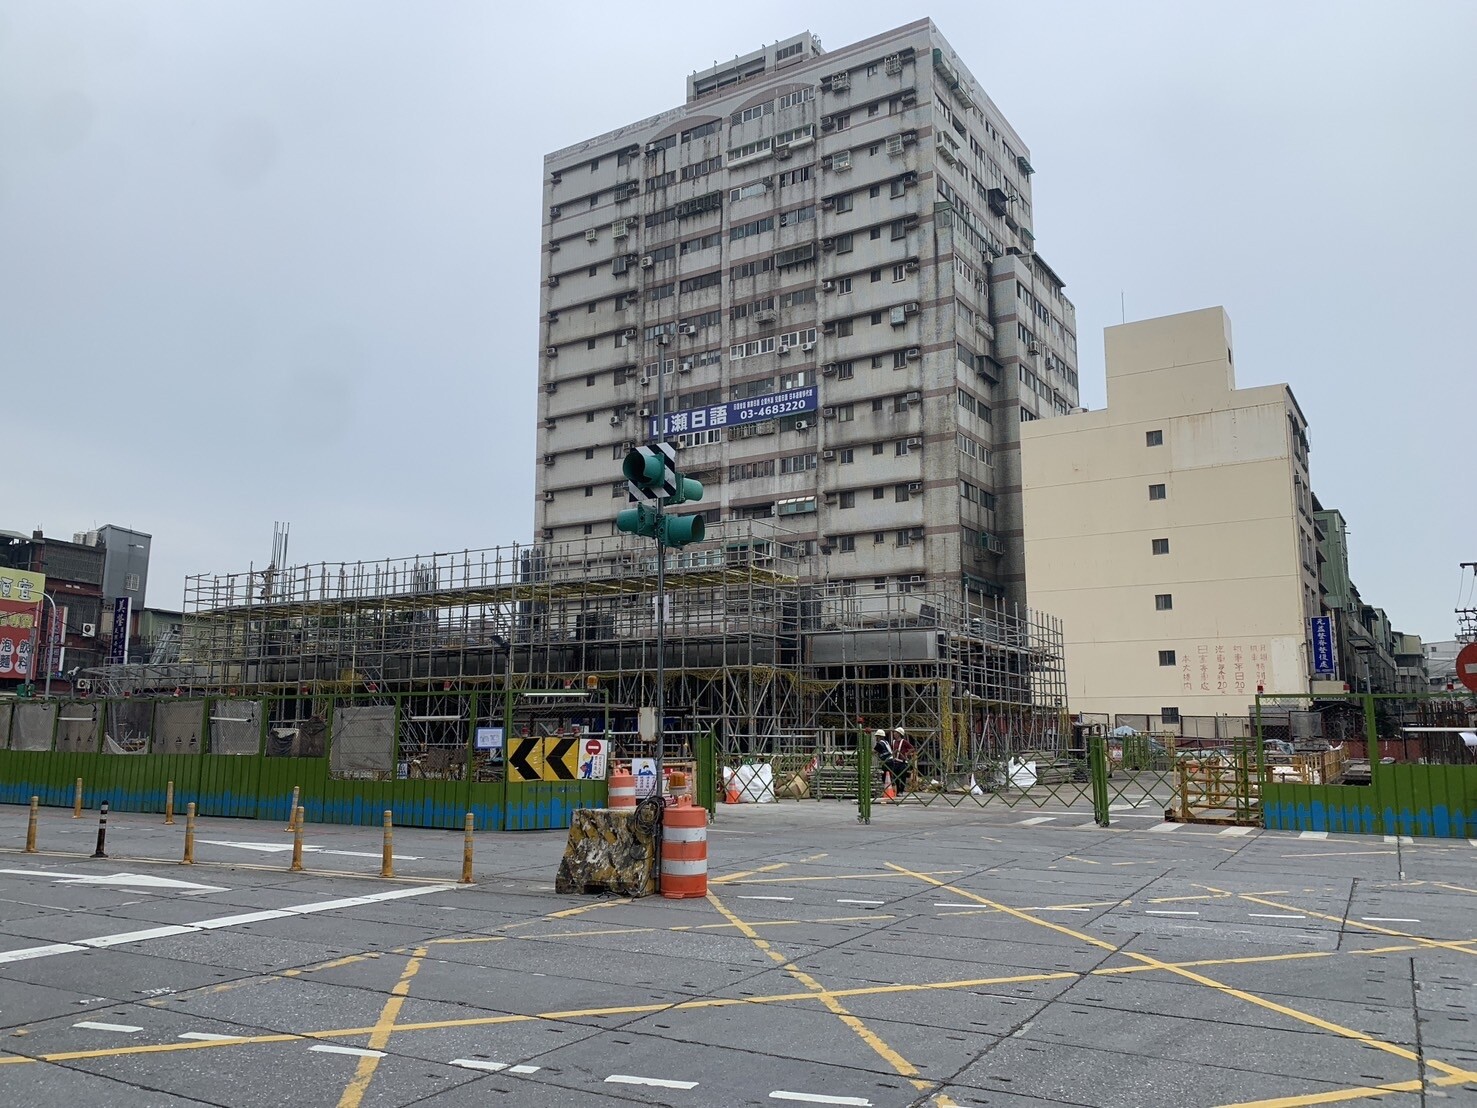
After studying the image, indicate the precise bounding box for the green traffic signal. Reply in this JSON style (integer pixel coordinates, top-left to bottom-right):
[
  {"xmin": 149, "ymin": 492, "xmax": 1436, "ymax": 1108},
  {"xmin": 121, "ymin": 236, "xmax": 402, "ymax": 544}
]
[
  {"xmin": 669, "ymin": 474, "xmax": 703, "ymax": 505},
  {"xmin": 616, "ymin": 502, "xmax": 661, "ymax": 538},
  {"xmin": 662, "ymin": 513, "xmax": 705, "ymax": 548},
  {"xmin": 622, "ymin": 449, "xmax": 666, "ymax": 491}
]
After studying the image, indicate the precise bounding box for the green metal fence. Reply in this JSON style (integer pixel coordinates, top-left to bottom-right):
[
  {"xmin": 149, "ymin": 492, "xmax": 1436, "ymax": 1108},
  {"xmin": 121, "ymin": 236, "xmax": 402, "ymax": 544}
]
[{"xmin": 0, "ymin": 690, "xmax": 608, "ymax": 831}]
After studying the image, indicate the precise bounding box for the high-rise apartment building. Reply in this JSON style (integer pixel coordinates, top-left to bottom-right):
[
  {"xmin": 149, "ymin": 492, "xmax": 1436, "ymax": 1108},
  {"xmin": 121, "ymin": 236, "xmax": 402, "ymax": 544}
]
[
  {"xmin": 1020, "ymin": 307, "xmax": 1320, "ymax": 725},
  {"xmin": 535, "ymin": 20, "xmax": 1079, "ymax": 602}
]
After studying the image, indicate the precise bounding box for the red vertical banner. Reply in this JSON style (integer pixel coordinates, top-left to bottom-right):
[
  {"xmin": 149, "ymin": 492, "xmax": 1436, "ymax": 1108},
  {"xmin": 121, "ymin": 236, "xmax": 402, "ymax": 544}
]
[{"xmin": 0, "ymin": 568, "xmax": 46, "ymax": 681}]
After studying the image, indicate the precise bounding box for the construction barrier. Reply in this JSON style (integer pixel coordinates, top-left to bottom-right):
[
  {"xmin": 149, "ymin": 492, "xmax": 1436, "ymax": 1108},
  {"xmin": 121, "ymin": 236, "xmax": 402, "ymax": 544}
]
[
  {"xmin": 555, "ymin": 803, "xmax": 660, "ymax": 897},
  {"xmin": 660, "ymin": 796, "xmax": 708, "ymax": 899}
]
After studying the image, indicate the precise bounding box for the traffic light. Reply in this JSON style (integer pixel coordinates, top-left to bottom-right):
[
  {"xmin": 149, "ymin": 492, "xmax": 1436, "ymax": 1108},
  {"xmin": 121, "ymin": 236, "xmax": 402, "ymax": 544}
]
[{"xmin": 617, "ymin": 445, "xmax": 705, "ymax": 549}]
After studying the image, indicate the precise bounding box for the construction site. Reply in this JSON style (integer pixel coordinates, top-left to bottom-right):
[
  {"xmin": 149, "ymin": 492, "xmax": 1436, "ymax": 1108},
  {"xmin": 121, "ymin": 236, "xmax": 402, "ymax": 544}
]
[{"xmin": 164, "ymin": 520, "xmax": 1067, "ymax": 770}]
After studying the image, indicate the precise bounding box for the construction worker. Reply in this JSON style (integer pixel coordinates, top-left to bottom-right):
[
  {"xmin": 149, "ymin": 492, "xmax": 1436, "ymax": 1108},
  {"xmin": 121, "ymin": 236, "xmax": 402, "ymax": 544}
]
[{"xmin": 872, "ymin": 728, "xmax": 911, "ymax": 787}]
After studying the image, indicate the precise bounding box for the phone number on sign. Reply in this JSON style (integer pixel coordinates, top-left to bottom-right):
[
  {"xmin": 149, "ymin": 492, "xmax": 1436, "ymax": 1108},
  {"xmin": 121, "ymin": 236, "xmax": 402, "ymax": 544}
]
[{"xmin": 738, "ymin": 399, "xmax": 810, "ymax": 421}]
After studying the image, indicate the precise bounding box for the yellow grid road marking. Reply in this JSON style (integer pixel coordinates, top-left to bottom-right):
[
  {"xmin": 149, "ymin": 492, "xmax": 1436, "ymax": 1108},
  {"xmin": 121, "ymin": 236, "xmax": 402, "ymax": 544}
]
[{"xmin": 335, "ymin": 947, "xmax": 427, "ymax": 1108}]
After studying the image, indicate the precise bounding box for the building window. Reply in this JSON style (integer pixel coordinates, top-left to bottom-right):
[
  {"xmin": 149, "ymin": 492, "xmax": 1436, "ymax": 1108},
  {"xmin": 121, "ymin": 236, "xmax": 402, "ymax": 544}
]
[
  {"xmin": 1160, "ymin": 707, "xmax": 1180, "ymax": 725},
  {"xmin": 1152, "ymin": 538, "xmax": 1170, "ymax": 555},
  {"xmin": 839, "ymin": 535, "xmax": 856, "ymax": 552},
  {"xmin": 586, "ymin": 412, "xmax": 595, "ymax": 422},
  {"xmin": 583, "ymin": 524, "xmax": 593, "ymax": 535},
  {"xmin": 125, "ymin": 573, "xmax": 141, "ymax": 592},
  {"xmin": 1148, "ymin": 483, "xmax": 1167, "ymax": 500},
  {"xmin": 585, "ymin": 448, "xmax": 595, "ymax": 459},
  {"xmin": 834, "ymin": 319, "xmax": 854, "ymax": 337},
  {"xmin": 835, "ymin": 193, "xmax": 854, "ymax": 213},
  {"xmin": 872, "ymin": 442, "xmax": 885, "ymax": 455},
  {"xmin": 840, "ymin": 448, "xmax": 854, "ymax": 463},
  {"xmin": 1158, "ymin": 650, "xmax": 1177, "ymax": 666},
  {"xmin": 1146, "ymin": 429, "xmax": 1163, "ymax": 447},
  {"xmin": 837, "ymin": 403, "xmax": 855, "ymax": 422},
  {"xmin": 836, "ymin": 278, "xmax": 853, "ymax": 295},
  {"xmin": 872, "ymin": 487, "xmax": 884, "ymax": 500},
  {"xmin": 892, "ymin": 264, "xmax": 906, "ymax": 282},
  {"xmin": 1154, "ymin": 594, "xmax": 1173, "ymax": 611},
  {"xmin": 839, "ymin": 491, "xmax": 855, "ymax": 509},
  {"xmin": 869, "ymin": 226, "xmax": 882, "ymax": 240}
]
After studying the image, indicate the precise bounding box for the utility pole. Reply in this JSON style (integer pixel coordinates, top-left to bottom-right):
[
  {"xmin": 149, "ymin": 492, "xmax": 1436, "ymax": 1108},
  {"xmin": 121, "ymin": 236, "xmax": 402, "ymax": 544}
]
[{"xmin": 1457, "ymin": 562, "xmax": 1477, "ymax": 643}]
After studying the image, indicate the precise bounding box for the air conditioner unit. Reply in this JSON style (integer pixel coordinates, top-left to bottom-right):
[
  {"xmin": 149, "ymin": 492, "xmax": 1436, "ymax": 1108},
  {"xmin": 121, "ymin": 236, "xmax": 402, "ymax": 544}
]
[
  {"xmin": 820, "ymin": 116, "xmax": 836, "ymax": 131},
  {"xmin": 1027, "ymin": 341, "xmax": 1042, "ymax": 355},
  {"xmin": 639, "ymin": 406, "xmax": 651, "ymax": 417},
  {"xmin": 544, "ymin": 381, "xmax": 558, "ymax": 393},
  {"xmin": 829, "ymin": 71, "xmax": 850, "ymax": 91},
  {"xmin": 906, "ymin": 436, "xmax": 923, "ymax": 448},
  {"xmin": 610, "ymin": 414, "xmax": 623, "ymax": 426},
  {"xmin": 905, "ymin": 347, "xmax": 921, "ymax": 360},
  {"xmin": 677, "ymin": 323, "xmax": 696, "ymax": 335},
  {"xmin": 679, "ymin": 360, "xmax": 694, "ymax": 372},
  {"xmin": 612, "ymin": 221, "xmax": 629, "ymax": 238},
  {"xmin": 830, "ymin": 151, "xmax": 852, "ymax": 171},
  {"xmin": 822, "ymin": 321, "xmax": 838, "ymax": 334},
  {"xmin": 546, "ymin": 311, "xmax": 559, "ymax": 323},
  {"xmin": 756, "ymin": 421, "xmax": 777, "ymax": 435},
  {"xmin": 622, "ymin": 440, "xmax": 637, "ymax": 452},
  {"xmin": 777, "ymin": 343, "xmax": 791, "ymax": 356},
  {"xmin": 550, "ymin": 171, "xmax": 562, "ymax": 186},
  {"xmin": 904, "ymin": 301, "xmax": 920, "ymax": 314},
  {"xmin": 890, "ymin": 306, "xmax": 907, "ymax": 326},
  {"xmin": 549, "ymin": 241, "xmax": 561, "ymax": 252},
  {"xmin": 644, "ymin": 142, "xmax": 661, "ymax": 156},
  {"xmin": 545, "ymin": 346, "xmax": 559, "ymax": 358},
  {"xmin": 902, "ymin": 171, "xmax": 919, "ymax": 186},
  {"xmin": 822, "ymin": 449, "xmax": 836, "ymax": 460},
  {"xmin": 906, "ymin": 570, "xmax": 924, "ymax": 581},
  {"xmin": 544, "ymin": 417, "xmax": 557, "ymax": 429},
  {"xmin": 904, "ymin": 259, "xmax": 919, "ymax": 273},
  {"xmin": 81, "ymin": 623, "xmax": 96, "ymax": 638},
  {"xmin": 884, "ymin": 53, "xmax": 903, "ymax": 75},
  {"xmin": 824, "ymin": 492, "xmax": 839, "ymax": 504},
  {"xmin": 794, "ymin": 420, "xmax": 810, "ymax": 430},
  {"xmin": 543, "ymin": 491, "xmax": 556, "ymax": 502},
  {"xmin": 821, "ymin": 363, "xmax": 838, "ymax": 376},
  {"xmin": 904, "ymin": 391, "xmax": 921, "ymax": 403},
  {"xmin": 753, "ymin": 309, "xmax": 776, "ymax": 324},
  {"xmin": 822, "ymin": 279, "xmax": 836, "ymax": 291},
  {"xmin": 549, "ymin": 205, "xmax": 562, "ymax": 218},
  {"xmin": 623, "ymin": 327, "xmax": 637, "ymax": 339},
  {"xmin": 821, "ymin": 237, "xmax": 836, "ymax": 251},
  {"xmin": 886, "ymin": 135, "xmax": 905, "ymax": 157},
  {"xmin": 75, "ymin": 678, "xmax": 92, "ymax": 691},
  {"xmin": 542, "ymin": 454, "xmax": 556, "ymax": 466},
  {"xmin": 541, "ymin": 528, "xmax": 554, "ymax": 539},
  {"xmin": 775, "ymin": 144, "xmax": 793, "ymax": 160},
  {"xmin": 623, "ymin": 292, "xmax": 640, "ymax": 305},
  {"xmin": 585, "ymin": 228, "xmax": 599, "ymax": 243},
  {"xmin": 640, "ymin": 254, "xmax": 655, "ymax": 268},
  {"xmin": 656, "ymin": 333, "xmax": 671, "ymax": 345},
  {"xmin": 800, "ymin": 342, "xmax": 816, "ymax": 352},
  {"xmin": 907, "ymin": 481, "xmax": 923, "ymax": 493},
  {"xmin": 821, "ymin": 197, "xmax": 836, "ymax": 210},
  {"xmin": 546, "ymin": 275, "xmax": 560, "ymax": 288},
  {"xmin": 901, "ymin": 89, "xmax": 918, "ymax": 106},
  {"xmin": 822, "ymin": 406, "xmax": 836, "ymax": 418},
  {"xmin": 819, "ymin": 544, "xmax": 834, "ymax": 555}
]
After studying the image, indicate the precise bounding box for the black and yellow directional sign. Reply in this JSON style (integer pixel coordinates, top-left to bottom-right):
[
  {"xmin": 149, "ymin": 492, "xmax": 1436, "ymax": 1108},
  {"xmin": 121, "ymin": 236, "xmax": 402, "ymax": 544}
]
[
  {"xmin": 542, "ymin": 736, "xmax": 579, "ymax": 781},
  {"xmin": 508, "ymin": 735, "xmax": 581, "ymax": 783},
  {"xmin": 507, "ymin": 736, "xmax": 544, "ymax": 783}
]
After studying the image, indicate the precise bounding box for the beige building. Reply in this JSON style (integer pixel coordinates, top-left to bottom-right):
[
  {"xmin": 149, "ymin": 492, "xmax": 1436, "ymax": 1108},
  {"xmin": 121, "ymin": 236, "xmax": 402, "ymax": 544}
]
[
  {"xmin": 1020, "ymin": 307, "xmax": 1319, "ymax": 728},
  {"xmin": 535, "ymin": 21, "xmax": 1081, "ymax": 604}
]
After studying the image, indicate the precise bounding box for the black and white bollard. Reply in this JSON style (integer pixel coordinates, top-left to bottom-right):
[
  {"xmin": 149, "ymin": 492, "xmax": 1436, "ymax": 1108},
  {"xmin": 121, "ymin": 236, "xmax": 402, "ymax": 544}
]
[{"xmin": 91, "ymin": 800, "xmax": 110, "ymax": 859}]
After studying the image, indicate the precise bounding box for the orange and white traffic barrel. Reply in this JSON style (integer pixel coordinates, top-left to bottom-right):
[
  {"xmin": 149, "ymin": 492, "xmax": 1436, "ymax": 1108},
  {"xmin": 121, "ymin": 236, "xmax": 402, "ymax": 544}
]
[
  {"xmin": 609, "ymin": 767, "xmax": 637, "ymax": 810},
  {"xmin": 660, "ymin": 796, "xmax": 708, "ymax": 899}
]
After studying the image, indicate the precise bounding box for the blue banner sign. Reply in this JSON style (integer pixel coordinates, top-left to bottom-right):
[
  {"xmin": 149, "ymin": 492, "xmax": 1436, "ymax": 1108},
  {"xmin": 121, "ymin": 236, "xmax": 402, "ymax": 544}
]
[
  {"xmin": 647, "ymin": 385, "xmax": 818, "ymax": 440},
  {"xmin": 1309, "ymin": 615, "xmax": 1335, "ymax": 675},
  {"xmin": 110, "ymin": 596, "xmax": 131, "ymax": 665}
]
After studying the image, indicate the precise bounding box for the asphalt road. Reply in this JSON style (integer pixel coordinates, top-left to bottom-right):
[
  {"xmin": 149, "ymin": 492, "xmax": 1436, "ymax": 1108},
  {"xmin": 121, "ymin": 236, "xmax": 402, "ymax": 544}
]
[{"xmin": 0, "ymin": 799, "xmax": 1473, "ymax": 1107}]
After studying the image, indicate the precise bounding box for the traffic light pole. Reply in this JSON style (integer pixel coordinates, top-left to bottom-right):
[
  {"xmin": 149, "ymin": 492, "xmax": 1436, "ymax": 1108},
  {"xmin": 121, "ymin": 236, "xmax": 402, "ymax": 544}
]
[{"xmin": 654, "ymin": 356, "xmax": 667, "ymax": 791}]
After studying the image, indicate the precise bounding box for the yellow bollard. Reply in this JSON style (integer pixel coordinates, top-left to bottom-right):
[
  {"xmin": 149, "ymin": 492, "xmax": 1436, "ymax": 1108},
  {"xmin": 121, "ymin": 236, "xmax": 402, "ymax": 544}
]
[
  {"xmin": 182, "ymin": 803, "xmax": 197, "ymax": 864},
  {"xmin": 460, "ymin": 812, "xmax": 474, "ymax": 884},
  {"xmin": 164, "ymin": 780, "xmax": 176, "ymax": 825},
  {"xmin": 284, "ymin": 786, "xmax": 300, "ymax": 831},
  {"xmin": 380, "ymin": 810, "xmax": 394, "ymax": 878},
  {"xmin": 25, "ymin": 796, "xmax": 39, "ymax": 853},
  {"xmin": 72, "ymin": 778, "xmax": 83, "ymax": 818},
  {"xmin": 289, "ymin": 807, "xmax": 305, "ymax": 872}
]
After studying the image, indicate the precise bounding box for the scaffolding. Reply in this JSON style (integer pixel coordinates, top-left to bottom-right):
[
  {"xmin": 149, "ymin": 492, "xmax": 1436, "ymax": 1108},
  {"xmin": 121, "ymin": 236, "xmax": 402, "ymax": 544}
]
[{"xmin": 172, "ymin": 520, "xmax": 1066, "ymax": 762}]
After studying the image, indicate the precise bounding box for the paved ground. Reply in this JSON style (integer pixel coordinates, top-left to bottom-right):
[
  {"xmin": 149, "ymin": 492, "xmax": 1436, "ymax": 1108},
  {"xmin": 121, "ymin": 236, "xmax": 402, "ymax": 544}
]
[{"xmin": 0, "ymin": 799, "xmax": 1473, "ymax": 1108}]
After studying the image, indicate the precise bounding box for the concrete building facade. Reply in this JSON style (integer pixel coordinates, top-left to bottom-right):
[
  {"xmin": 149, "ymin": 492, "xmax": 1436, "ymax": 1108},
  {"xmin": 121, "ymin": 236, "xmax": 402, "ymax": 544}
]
[
  {"xmin": 1020, "ymin": 307, "xmax": 1319, "ymax": 725},
  {"xmin": 534, "ymin": 21, "xmax": 1079, "ymax": 603}
]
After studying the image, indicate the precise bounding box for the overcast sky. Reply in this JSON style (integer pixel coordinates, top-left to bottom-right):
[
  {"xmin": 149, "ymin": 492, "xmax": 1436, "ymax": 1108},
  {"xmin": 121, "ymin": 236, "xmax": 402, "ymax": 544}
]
[{"xmin": 1, "ymin": 1, "xmax": 1472, "ymax": 640}]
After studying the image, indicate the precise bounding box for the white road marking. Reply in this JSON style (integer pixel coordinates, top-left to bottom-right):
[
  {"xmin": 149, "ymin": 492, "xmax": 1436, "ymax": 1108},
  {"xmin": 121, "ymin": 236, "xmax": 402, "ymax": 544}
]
[
  {"xmin": 1147, "ymin": 823, "xmax": 1182, "ymax": 833},
  {"xmin": 451, "ymin": 1059, "xmax": 507, "ymax": 1072},
  {"xmin": 1299, "ymin": 831, "xmax": 1329, "ymax": 840},
  {"xmin": 0, "ymin": 870, "xmax": 226, "ymax": 893},
  {"xmin": 1248, "ymin": 913, "xmax": 1306, "ymax": 920},
  {"xmin": 737, "ymin": 896, "xmax": 794, "ymax": 902},
  {"xmin": 1219, "ymin": 827, "xmax": 1254, "ymax": 836},
  {"xmin": 179, "ymin": 1032, "xmax": 245, "ymax": 1042},
  {"xmin": 933, "ymin": 902, "xmax": 984, "ymax": 909},
  {"xmin": 1030, "ymin": 906, "xmax": 1092, "ymax": 912},
  {"xmin": 607, "ymin": 1075, "xmax": 700, "ymax": 1090},
  {"xmin": 771, "ymin": 1093, "xmax": 873, "ymax": 1106},
  {"xmin": 1381, "ymin": 836, "xmax": 1415, "ymax": 845},
  {"xmin": 1017, "ymin": 816, "xmax": 1056, "ymax": 826},
  {"xmin": 835, "ymin": 899, "xmax": 883, "ymax": 906},
  {"xmin": 196, "ymin": 840, "xmax": 422, "ymax": 861},
  {"xmin": 310, "ymin": 1045, "xmax": 386, "ymax": 1058},
  {"xmin": 0, "ymin": 885, "xmax": 453, "ymax": 965},
  {"xmin": 1361, "ymin": 917, "xmax": 1420, "ymax": 923},
  {"xmin": 1145, "ymin": 910, "xmax": 1199, "ymax": 916},
  {"xmin": 73, "ymin": 1021, "xmax": 142, "ymax": 1033},
  {"xmin": 510, "ymin": 1065, "xmax": 540, "ymax": 1074}
]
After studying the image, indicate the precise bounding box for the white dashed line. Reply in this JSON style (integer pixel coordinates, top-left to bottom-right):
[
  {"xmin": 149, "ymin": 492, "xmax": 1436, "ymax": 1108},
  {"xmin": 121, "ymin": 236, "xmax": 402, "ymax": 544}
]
[
  {"xmin": 179, "ymin": 1032, "xmax": 245, "ymax": 1042},
  {"xmin": 1248, "ymin": 913, "xmax": 1306, "ymax": 920},
  {"xmin": 450, "ymin": 1059, "xmax": 508, "ymax": 1072},
  {"xmin": 310, "ymin": 1045, "xmax": 386, "ymax": 1058},
  {"xmin": 1361, "ymin": 917, "xmax": 1420, "ymax": 924},
  {"xmin": 770, "ymin": 1093, "xmax": 873, "ymax": 1106},
  {"xmin": 1147, "ymin": 823, "xmax": 1182, "ymax": 833},
  {"xmin": 73, "ymin": 1021, "xmax": 142, "ymax": 1033},
  {"xmin": 1382, "ymin": 836, "xmax": 1415, "ymax": 845},
  {"xmin": 1299, "ymin": 831, "xmax": 1329, "ymax": 840},
  {"xmin": 509, "ymin": 1065, "xmax": 540, "ymax": 1074},
  {"xmin": 835, "ymin": 899, "xmax": 884, "ymax": 906},
  {"xmin": 1030, "ymin": 906, "xmax": 1093, "ymax": 912},
  {"xmin": 1144, "ymin": 910, "xmax": 1199, "ymax": 916},
  {"xmin": 737, "ymin": 896, "xmax": 794, "ymax": 902},
  {"xmin": 933, "ymin": 902, "xmax": 984, "ymax": 909},
  {"xmin": 1017, "ymin": 816, "xmax": 1056, "ymax": 826},
  {"xmin": 1219, "ymin": 827, "xmax": 1254, "ymax": 836},
  {"xmin": 607, "ymin": 1075, "xmax": 700, "ymax": 1090}
]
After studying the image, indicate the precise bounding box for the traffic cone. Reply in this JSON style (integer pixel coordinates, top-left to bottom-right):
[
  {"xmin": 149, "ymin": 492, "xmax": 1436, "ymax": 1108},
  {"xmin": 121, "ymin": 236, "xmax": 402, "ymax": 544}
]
[{"xmin": 882, "ymin": 772, "xmax": 897, "ymax": 802}]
